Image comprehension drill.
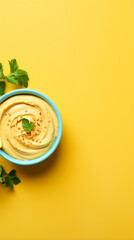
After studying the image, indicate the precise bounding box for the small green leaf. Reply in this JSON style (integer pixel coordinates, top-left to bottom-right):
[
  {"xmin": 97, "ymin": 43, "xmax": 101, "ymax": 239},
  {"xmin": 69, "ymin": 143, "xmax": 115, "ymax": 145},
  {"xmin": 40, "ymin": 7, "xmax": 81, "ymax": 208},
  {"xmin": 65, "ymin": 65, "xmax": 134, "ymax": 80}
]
[
  {"xmin": 9, "ymin": 59, "xmax": 18, "ymax": 73},
  {"xmin": 0, "ymin": 165, "xmax": 21, "ymax": 189},
  {"xmin": 0, "ymin": 177, "xmax": 3, "ymax": 183},
  {"xmin": 12, "ymin": 177, "xmax": 21, "ymax": 185},
  {"xmin": 14, "ymin": 69, "xmax": 27, "ymax": 77},
  {"xmin": 22, "ymin": 118, "xmax": 34, "ymax": 132},
  {"xmin": 0, "ymin": 165, "xmax": 7, "ymax": 176},
  {"xmin": 3, "ymin": 59, "xmax": 29, "ymax": 88},
  {"xmin": 0, "ymin": 81, "xmax": 5, "ymax": 96},
  {"xmin": 21, "ymin": 75, "xmax": 29, "ymax": 87},
  {"xmin": 8, "ymin": 170, "xmax": 16, "ymax": 179},
  {"xmin": 0, "ymin": 165, "xmax": 2, "ymax": 176},
  {"xmin": 14, "ymin": 69, "xmax": 29, "ymax": 87},
  {"xmin": 8, "ymin": 170, "xmax": 21, "ymax": 185},
  {"xmin": 6, "ymin": 75, "xmax": 19, "ymax": 85},
  {"xmin": 18, "ymin": 78, "xmax": 23, "ymax": 86},
  {"xmin": 2, "ymin": 167, "xmax": 7, "ymax": 175},
  {"xmin": 5, "ymin": 177, "xmax": 14, "ymax": 189},
  {"xmin": 0, "ymin": 63, "xmax": 4, "ymax": 78}
]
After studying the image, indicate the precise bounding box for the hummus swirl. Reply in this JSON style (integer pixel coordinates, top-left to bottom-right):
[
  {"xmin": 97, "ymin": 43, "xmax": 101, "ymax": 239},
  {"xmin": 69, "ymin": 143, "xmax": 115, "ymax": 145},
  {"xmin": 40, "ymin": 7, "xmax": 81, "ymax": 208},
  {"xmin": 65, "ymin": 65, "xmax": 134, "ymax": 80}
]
[{"xmin": 0, "ymin": 95, "xmax": 58, "ymax": 160}]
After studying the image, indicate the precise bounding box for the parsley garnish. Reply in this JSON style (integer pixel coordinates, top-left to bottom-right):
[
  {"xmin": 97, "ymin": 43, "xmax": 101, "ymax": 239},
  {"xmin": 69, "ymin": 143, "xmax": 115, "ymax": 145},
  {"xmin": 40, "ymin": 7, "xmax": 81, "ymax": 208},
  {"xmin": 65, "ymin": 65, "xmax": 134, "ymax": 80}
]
[
  {"xmin": 0, "ymin": 165, "xmax": 21, "ymax": 189},
  {"xmin": 0, "ymin": 59, "xmax": 29, "ymax": 95},
  {"xmin": 0, "ymin": 81, "xmax": 5, "ymax": 96},
  {"xmin": 22, "ymin": 118, "xmax": 34, "ymax": 132}
]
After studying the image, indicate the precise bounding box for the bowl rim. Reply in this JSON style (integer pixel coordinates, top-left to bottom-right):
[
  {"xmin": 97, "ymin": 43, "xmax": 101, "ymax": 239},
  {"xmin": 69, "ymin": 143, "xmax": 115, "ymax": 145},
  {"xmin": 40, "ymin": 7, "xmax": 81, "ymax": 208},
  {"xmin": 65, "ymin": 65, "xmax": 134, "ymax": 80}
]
[{"xmin": 0, "ymin": 89, "xmax": 62, "ymax": 165}]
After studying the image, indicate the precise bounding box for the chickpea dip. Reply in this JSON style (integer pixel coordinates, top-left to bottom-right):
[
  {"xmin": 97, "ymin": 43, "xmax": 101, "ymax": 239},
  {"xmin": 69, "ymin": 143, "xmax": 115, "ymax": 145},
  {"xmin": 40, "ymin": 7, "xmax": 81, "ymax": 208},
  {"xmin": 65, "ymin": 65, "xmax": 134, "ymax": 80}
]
[{"xmin": 0, "ymin": 95, "xmax": 58, "ymax": 160}]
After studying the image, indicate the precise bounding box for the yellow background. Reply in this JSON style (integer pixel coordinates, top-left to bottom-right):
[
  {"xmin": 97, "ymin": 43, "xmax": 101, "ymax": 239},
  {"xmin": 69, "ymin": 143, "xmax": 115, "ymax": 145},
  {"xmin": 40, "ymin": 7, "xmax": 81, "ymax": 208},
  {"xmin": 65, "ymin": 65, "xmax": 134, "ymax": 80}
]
[{"xmin": 0, "ymin": 0, "xmax": 133, "ymax": 239}]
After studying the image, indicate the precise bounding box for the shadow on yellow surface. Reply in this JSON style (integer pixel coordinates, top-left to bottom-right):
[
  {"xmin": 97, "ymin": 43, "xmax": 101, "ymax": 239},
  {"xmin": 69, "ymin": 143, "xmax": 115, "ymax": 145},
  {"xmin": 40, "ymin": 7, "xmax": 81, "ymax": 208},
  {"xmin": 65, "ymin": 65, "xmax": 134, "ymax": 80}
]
[{"xmin": 17, "ymin": 138, "xmax": 63, "ymax": 178}]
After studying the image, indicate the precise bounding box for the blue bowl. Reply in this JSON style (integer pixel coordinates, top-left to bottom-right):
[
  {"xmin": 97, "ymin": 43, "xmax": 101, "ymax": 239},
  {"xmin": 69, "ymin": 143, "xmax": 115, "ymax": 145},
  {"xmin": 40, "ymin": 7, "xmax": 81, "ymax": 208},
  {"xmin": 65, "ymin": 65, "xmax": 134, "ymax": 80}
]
[{"xmin": 0, "ymin": 89, "xmax": 62, "ymax": 165}]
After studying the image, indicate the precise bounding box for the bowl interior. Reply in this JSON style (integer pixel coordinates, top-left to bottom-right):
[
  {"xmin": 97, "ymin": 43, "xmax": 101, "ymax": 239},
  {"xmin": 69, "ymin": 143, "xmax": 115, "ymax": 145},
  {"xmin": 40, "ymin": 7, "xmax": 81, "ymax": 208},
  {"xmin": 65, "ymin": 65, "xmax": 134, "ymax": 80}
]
[{"xmin": 0, "ymin": 89, "xmax": 62, "ymax": 165}]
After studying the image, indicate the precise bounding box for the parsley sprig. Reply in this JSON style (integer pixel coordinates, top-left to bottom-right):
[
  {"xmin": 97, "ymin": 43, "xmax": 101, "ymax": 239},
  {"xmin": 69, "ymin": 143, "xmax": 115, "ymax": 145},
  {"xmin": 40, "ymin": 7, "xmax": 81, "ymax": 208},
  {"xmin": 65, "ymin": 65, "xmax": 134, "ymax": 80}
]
[
  {"xmin": 22, "ymin": 118, "xmax": 34, "ymax": 132},
  {"xmin": 0, "ymin": 165, "xmax": 21, "ymax": 189},
  {"xmin": 0, "ymin": 81, "xmax": 5, "ymax": 96},
  {"xmin": 0, "ymin": 59, "xmax": 29, "ymax": 95}
]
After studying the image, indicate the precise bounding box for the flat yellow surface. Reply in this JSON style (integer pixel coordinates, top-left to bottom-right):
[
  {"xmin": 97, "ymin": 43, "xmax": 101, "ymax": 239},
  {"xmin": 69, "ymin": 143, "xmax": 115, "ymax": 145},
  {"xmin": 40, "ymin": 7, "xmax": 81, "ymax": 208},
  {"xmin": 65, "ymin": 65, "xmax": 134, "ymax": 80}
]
[{"xmin": 0, "ymin": 0, "xmax": 133, "ymax": 240}]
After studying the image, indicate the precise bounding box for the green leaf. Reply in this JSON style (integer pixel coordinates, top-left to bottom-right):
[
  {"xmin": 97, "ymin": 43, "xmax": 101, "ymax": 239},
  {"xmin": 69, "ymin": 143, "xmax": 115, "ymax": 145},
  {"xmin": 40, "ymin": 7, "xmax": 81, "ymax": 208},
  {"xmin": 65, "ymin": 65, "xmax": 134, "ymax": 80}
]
[
  {"xmin": 8, "ymin": 170, "xmax": 21, "ymax": 185},
  {"xmin": 6, "ymin": 75, "xmax": 19, "ymax": 85},
  {"xmin": 4, "ymin": 59, "xmax": 29, "ymax": 88},
  {"xmin": 18, "ymin": 75, "xmax": 29, "ymax": 87},
  {"xmin": 21, "ymin": 75, "xmax": 29, "ymax": 87},
  {"xmin": 0, "ymin": 177, "xmax": 4, "ymax": 183},
  {"xmin": 0, "ymin": 165, "xmax": 2, "ymax": 176},
  {"xmin": 2, "ymin": 167, "xmax": 7, "ymax": 175},
  {"xmin": 0, "ymin": 81, "xmax": 5, "ymax": 95},
  {"xmin": 5, "ymin": 177, "xmax": 14, "ymax": 189},
  {"xmin": 0, "ymin": 177, "xmax": 3, "ymax": 183},
  {"xmin": 11, "ymin": 177, "xmax": 21, "ymax": 185},
  {"xmin": 22, "ymin": 118, "xmax": 34, "ymax": 132},
  {"xmin": 14, "ymin": 69, "xmax": 29, "ymax": 87},
  {"xmin": 14, "ymin": 69, "xmax": 27, "ymax": 77},
  {"xmin": 18, "ymin": 78, "xmax": 23, "ymax": 86},
  {"xmin": 0, "ymin": 165, "xmax": 7, "ymax": 176},
  {"xmin": 8, "ymin": 170, "xmax": 16, "ymax": 179},
  {"xmin": 8, "ymin": 59, "xmax": 18, "ymax": 73},
  {"xmin": 0, "ymin": 165, "xmax": 21, "ymax": 189},
  {"xmin": 0, "ymin": 63, "xmax": 4, "ymax": 78}
]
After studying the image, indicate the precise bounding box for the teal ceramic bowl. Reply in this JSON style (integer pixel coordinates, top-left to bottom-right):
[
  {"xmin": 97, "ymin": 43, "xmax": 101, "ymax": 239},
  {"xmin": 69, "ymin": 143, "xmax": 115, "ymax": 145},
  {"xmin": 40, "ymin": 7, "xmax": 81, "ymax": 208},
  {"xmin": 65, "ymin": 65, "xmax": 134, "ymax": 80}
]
[{"xmin": 0, "ymin": 89, "xmax": 62, "ymax": 165}]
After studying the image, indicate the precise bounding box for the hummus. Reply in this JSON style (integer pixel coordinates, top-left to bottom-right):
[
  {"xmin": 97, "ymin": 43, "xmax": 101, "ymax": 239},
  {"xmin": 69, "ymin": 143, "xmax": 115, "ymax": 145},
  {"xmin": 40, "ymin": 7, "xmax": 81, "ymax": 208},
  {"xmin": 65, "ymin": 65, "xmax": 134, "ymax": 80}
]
[{"xmin": 0, "ymin": 95, "xmax": 58, "ymax": 160}]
